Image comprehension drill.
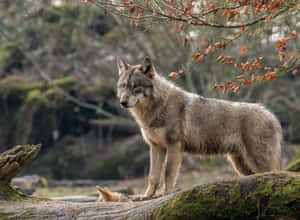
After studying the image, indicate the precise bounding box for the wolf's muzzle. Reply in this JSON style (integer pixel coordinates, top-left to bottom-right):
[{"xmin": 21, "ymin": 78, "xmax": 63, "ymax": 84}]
[{"xmin": 120, "ymin": 100, "xmax": 129, "ymax": 108}]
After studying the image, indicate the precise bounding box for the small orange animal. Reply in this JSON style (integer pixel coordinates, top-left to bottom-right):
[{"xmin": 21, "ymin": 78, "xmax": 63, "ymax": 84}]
[{"xmin": 96, "ymin": 186, "xmax": 131, "ymax": 202}]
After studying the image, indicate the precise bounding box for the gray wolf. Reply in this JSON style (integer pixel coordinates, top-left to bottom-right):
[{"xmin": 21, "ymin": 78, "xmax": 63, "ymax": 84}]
[{"xmin": 116, "ymin": 56, "xmax": 282, "ymax": 198}]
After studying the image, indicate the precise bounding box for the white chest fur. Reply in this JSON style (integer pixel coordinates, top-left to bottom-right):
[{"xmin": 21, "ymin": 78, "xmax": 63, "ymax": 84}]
[{"xmin": 141, "ymin": 127, "xmax": 167, "ymax": 148}]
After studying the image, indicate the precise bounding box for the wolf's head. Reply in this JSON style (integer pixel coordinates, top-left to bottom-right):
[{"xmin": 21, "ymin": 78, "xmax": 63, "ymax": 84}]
[{"xmin": 116, "ymin": 57, "xmax": 155, "ymax": 108}]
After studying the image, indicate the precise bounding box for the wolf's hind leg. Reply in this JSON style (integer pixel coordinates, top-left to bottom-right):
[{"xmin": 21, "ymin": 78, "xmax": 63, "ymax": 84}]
[
  {"xmin": 227, "ymin": 153, "xmax": 254, "ymax": 176},
  {"xmin": 243, "ymin": 132, "xmax": 281, "ymax": 173},
  {"xmin": 245, "ymin": 143, "xmax": 281, "ymax": 173},
  {"xmin": 145, "ymin": 146, "xmax": 166, "ymax": 197}
]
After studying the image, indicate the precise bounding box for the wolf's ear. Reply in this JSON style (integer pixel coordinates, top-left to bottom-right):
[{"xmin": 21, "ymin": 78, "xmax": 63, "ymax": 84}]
[
  {"xmin": 142, "ymin": 56, "xmax": 155, "ymax": 79},
  {"xmin": 117, "ymin": 57, "xmax": 128, "ymax": 76}
]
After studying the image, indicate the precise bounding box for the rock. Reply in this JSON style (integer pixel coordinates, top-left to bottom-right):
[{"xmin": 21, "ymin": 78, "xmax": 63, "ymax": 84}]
[{"xmin": 11, "ymin": 175, "xmax": 47, "ymax": 195}]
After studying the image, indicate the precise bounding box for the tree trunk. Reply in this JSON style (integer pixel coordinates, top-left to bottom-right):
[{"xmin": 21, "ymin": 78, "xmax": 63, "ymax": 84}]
[
  {"xmin": 0, "ymin": 144, "xmax": 41, "ymax": 182},
  {"xmin": 151, "ymin": 171, "xmax": 300, "ymax": 220},
  {"xmin": 0, "ymin": 172, "xmax": 299, "ymax": 220},
  {"xmin": 0, "ymin": 144, "xmax": 41, "ymax": 200},
  {"xmin": 0, "ymin": 145, "xmax": 299, "ymax": 220}
]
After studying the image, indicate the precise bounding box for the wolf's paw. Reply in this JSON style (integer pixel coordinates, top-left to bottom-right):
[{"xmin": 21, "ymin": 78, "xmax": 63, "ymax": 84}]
[
  {"xmin": 131, "ymin": 195, "xmax": 150, "ymax": 201},
  {"xmin": 150, "ymin": 193, "xmax": 164, "ymax": 199},
  {"xmin": 163, "ymin": 187, "xmax": 181, "ymax": 196},
  {"xmin": 131, "ymin": 193, "xmax": 162, "ymax": 201}
]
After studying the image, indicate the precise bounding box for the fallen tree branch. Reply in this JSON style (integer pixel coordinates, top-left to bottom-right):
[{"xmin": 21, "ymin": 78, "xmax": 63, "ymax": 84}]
[
  {"xmin": 0, "ymin": 144, "xmax": 41, "ymax": 200},
  {"xmin": 0, "ymin": 146, "xmax": 299, "ymax": 219},
  {"xmin": 0, "ymin": 172, "xmax": 299, "ymax": 219}
]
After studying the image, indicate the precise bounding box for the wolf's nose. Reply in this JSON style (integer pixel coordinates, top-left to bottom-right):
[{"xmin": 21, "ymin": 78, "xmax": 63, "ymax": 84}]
[{"xmin": 120, "ymin": 100, "xmax": 129, "ymax": 108}]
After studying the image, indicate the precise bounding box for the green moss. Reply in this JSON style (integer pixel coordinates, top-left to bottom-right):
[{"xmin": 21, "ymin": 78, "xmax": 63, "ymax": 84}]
[
  {"xmin": 50, "ymin": 76, "xmax": 77, "ymax": 89},
  {"xmin": 266, "ymin": 174, "xmax": 300, "ymax": 217},
  {"xmin": 44, "ymin": 88, "xmax": 62, "ymax": 96},
  {"xmin": 25, "ymin": 90, "xmax": 50, "ymax": 107},
  {"xmin": 0, "ymin": 76, "xmax": 45, "ymax": 95},
  {"xmin": 0, "ymin": 181, "xmax": 25, "ymax": 201},
  {"xmin": 151, "ymin": 173, "xmax": 300, "ymax": 220},
  {"xmin": 286, "ymin": 159, "xmax": 300, "ymax": 172},
  {"xmin": 0, "ymin": 76, "xmax": 78, "ymax": 105},
  {"xmin": 0, "ymin": 44, "xmax": 11, "ymax": 69},
  {"xmin": 0, "ymin": 157, "xmax": 7, "ymax": 166},
  {"xmin": 17, "ymin": 81, "xmax": 45, "ymax": 92},
  {"xmin": 153, "ymin": 184, "xmax": 228, "ymax": 219},
  {"xmin": 0, "ymin": 76, "xmax": 77, "ymax": 101},
  {"xmin": 256, "ymin": 176, "xmax": 274, "ymax": 195}
]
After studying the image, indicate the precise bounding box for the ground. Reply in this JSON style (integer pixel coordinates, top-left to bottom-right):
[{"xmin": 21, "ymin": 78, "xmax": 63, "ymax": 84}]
[{"xmin": 33, "ymin": 160, "xmax": 237, "ymax": 199}]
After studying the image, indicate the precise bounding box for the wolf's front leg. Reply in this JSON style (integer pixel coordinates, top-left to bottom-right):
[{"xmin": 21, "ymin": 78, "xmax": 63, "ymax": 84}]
[
  {"xmin": 144, "ymin": 146, "xmax": 166, "ymax": 197},
  {"xmin": 163, "ymin": 143, "xmax": 182, "ymax": 195}
]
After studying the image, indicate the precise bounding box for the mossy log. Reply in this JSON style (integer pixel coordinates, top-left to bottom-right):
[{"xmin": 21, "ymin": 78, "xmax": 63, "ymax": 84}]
[
  {"xmin": 0, "ymin": 144, "xmax": 41, "ymax": 200},
  {"xmin": 0, "ymin": 172, "xmax": 299, "ymax": 219},
  {"xmin": 0, "ymin": 146, "xmax": 299, "ymax": 219},
  {"xmin": 152, "ymin": 172, "xmax": 300, "ymax": 220},
  {"xmin": 0, "ymin": 144, "xmax": 41, "ymax": 182}
]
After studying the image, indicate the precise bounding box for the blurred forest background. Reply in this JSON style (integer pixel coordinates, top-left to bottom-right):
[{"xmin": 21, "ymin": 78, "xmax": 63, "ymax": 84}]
[{"xmin": 0, "ymin": 0, "xmax": 299, "ymax": 186}]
